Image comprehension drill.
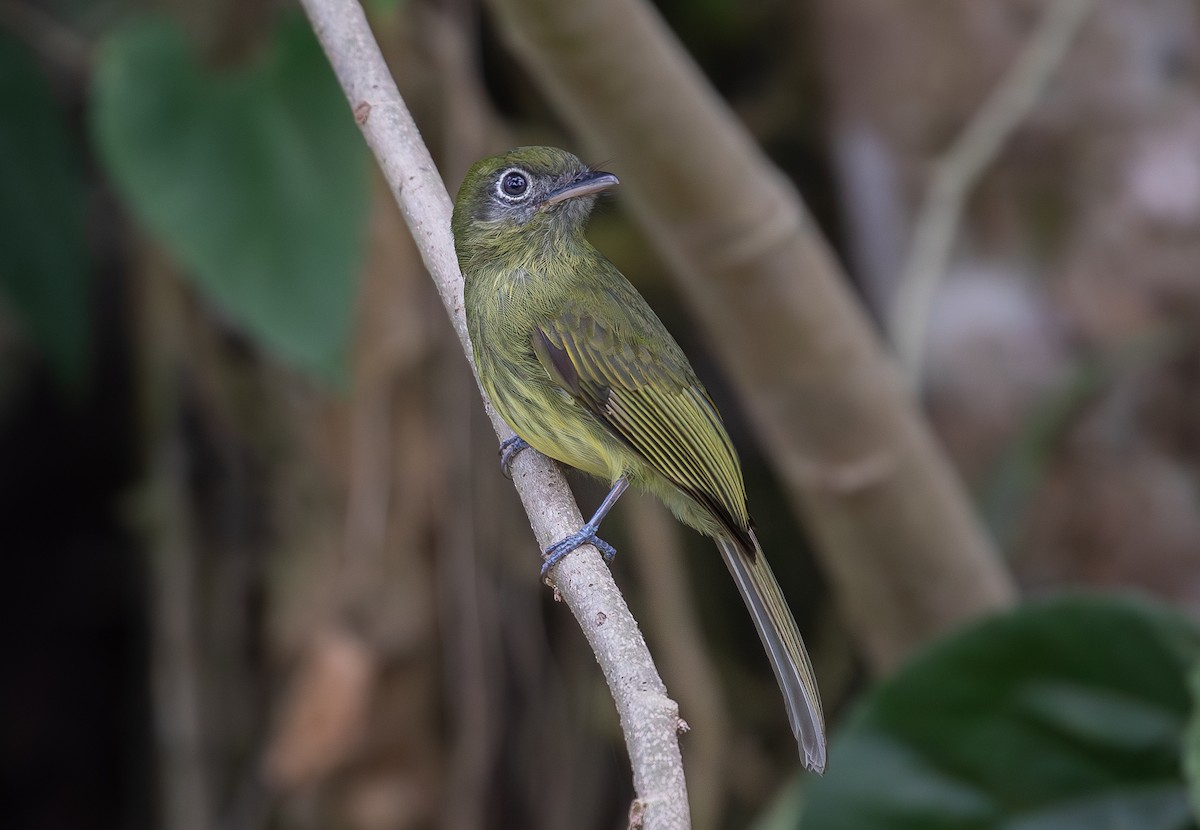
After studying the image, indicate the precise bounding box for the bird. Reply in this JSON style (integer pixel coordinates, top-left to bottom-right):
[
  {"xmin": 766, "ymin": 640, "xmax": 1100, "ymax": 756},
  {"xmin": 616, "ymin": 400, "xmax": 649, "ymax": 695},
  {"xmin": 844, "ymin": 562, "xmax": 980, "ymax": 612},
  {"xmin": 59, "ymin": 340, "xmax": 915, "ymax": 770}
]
[{"xmin": 451, "ymin": 146, "xmax": 826, "ymax": 772}]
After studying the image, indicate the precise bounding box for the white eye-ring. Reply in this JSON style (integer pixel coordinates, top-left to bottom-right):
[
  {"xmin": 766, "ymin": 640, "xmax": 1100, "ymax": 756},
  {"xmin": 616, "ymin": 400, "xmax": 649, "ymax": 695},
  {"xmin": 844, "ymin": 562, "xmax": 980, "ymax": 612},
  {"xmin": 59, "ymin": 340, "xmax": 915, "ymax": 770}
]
[{"xmin": 496, "ymin": 167, "xmax": 532, "ymax": 201}]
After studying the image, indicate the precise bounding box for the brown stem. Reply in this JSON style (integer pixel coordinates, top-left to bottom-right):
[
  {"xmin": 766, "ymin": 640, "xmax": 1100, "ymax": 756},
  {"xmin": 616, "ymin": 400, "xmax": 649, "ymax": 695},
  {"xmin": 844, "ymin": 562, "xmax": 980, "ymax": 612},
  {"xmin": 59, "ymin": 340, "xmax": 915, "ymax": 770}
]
[{"xmin": 299, "ymin": 0, "xmax": 692, "ymax": 826}]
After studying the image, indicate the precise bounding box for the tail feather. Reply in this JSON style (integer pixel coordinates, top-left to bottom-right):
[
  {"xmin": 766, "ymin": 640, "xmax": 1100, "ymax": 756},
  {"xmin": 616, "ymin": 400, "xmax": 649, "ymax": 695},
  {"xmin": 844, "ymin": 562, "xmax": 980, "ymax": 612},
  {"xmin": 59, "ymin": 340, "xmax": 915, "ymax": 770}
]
[{"xmin": 717, "ymin": 535, "xmax": 826, "ymax": 772}]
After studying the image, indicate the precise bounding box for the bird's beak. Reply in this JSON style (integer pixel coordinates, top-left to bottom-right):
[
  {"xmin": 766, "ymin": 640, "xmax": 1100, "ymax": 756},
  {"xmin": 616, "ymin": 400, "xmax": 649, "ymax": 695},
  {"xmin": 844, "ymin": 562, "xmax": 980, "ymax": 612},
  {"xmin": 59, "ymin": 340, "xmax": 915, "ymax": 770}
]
[{"xmin": 541, "ymin": 171, "xmax": 620, "ymax": 206}]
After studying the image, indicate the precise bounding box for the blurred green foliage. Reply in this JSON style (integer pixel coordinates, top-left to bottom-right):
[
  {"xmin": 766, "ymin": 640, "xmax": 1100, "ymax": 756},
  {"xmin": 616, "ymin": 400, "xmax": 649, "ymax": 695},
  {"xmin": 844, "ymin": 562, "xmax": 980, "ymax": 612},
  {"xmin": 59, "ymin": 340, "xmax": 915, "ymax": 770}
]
[
  {"xmin": 1187, "ymin": 661, "xmax": 1200, "ymax": 821},
  {"xmin": 0, "ymin": 33, "xmax": 89, "ymax": 386},
  {"xmin": 91, "ymin": 17, "xmax": 369, "ymax": 381},
  {"xmin": 798, "ymin": 596, "xmax": 1200, "ymax": 830}
]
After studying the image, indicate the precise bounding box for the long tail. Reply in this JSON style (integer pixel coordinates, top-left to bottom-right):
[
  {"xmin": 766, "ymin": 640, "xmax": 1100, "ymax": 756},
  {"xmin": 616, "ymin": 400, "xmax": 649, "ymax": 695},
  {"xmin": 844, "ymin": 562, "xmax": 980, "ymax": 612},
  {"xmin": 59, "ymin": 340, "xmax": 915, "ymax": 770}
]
[{"xmin": 717, "ymin": 534, "xmax": 826, "ymax": 772}]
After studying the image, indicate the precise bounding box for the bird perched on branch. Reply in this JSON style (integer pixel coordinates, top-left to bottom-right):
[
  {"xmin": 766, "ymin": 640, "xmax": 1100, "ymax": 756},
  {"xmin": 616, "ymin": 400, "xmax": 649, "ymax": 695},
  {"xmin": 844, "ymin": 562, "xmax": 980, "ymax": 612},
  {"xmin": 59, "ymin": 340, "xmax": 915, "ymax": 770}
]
[{"xmin": 452, "ymin": 146, "xmax": 826, "ymax": 772}]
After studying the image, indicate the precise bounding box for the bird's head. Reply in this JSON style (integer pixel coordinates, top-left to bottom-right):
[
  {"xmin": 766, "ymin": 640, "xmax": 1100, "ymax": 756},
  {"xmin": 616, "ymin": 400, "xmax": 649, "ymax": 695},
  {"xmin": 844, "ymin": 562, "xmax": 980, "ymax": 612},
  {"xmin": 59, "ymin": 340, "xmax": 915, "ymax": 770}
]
[{"xmin": 451, "ymin": 147, "xmax": 618, "ymax": 253}]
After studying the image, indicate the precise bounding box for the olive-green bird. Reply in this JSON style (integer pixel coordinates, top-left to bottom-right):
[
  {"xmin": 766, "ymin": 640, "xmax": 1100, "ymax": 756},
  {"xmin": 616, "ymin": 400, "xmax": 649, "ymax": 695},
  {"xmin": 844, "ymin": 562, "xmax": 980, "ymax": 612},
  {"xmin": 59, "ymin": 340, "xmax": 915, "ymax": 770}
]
[{"xmin": 452, "ymin": 146, "xmax": 826, "ymax": 772}]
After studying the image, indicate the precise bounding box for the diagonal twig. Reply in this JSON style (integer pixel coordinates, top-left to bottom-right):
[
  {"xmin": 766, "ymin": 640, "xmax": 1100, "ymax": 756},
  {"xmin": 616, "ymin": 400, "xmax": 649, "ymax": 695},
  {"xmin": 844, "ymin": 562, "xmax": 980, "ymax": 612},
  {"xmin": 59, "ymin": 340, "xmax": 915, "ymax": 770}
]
[
  {"xmin": 297, "ymin": 1, "xmax": 691, "ymax": 827},
  {"xmin": 889, "ymin": 0, "xmax": 1097, "ymax": 386}
]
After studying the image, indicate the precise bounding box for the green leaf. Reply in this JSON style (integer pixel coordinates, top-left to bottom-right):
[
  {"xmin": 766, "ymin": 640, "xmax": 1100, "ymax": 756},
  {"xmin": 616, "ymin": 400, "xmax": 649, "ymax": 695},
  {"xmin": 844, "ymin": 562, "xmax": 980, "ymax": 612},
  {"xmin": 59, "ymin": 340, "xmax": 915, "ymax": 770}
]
[
  {"xmin": 1186, "ymin": 661, "xmax": 1200, "ymax": 823},
  {"xmin": 803, "ymin": 595, "xmax": 1200, "ymax": 830},
  {"xmin": 92, "ymin": 18, "xmax": 368, "ymax": 380},
  {"xmin": 0, "ymin": 34, "xmax": 89, "ymax": 385}
]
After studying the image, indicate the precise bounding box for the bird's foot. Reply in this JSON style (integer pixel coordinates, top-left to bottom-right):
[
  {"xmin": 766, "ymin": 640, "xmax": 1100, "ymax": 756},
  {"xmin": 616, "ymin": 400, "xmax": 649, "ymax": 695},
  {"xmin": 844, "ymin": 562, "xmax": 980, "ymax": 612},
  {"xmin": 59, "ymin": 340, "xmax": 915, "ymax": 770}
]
[
  {"xmin": 541, "ymin": 524, "xmax": 617, "ymax": 578},
  {"xmin": 499, "ymin": 435, "xmax": 530, "ymax": 479}
]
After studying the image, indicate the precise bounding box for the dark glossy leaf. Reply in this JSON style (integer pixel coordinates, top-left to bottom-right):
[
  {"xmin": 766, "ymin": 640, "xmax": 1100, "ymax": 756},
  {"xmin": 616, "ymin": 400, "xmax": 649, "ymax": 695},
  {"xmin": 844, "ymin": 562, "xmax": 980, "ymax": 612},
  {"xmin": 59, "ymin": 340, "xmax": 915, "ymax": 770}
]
[
  {"xmin": 0, "ymin": 34, "xmax": 89, "ymax": 385},
  {"xmin": 92, "ymin": 19, "xmax": 368, "ymax": 380},
  {"xmin": 802, "ymin": 595, "xmax": 1200, "ymax": 830}
]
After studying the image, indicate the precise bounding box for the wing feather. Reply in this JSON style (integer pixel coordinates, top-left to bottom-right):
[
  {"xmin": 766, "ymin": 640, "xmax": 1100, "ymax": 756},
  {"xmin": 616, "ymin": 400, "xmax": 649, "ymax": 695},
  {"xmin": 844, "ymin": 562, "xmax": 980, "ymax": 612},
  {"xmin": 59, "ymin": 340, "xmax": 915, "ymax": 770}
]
[{"xmin": 532, "ymin": 309, "xmax": 749, "ymax": 533}]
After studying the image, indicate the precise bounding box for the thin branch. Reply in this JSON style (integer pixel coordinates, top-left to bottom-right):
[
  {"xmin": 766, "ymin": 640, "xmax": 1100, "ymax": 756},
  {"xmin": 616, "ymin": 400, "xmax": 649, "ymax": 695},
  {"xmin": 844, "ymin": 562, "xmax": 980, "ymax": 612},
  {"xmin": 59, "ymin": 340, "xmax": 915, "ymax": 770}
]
[
  {"xmin": 625, "ymin": 498, "xmax": 729, "ymax": 830},
  {"xmin": 297, "ymin": 1, "xmax": 690, "ymax": 827},
  {"xmin": 889, "ymin": 0, "xmax": 1097, "ymax": 385},
  {"xmin": 145, "ymin": 436, "xmax": 211, "ymax": 830},
  {"xmin": 134, "ymin": 251, "xmax": 214, "ymax": 830}
]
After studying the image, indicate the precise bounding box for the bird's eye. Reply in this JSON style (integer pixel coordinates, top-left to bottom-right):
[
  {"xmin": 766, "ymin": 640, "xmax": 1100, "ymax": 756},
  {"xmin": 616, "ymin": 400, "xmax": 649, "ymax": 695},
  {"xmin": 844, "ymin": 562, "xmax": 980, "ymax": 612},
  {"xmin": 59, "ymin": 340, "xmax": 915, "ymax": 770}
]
[{"xmin": 497, "ymin": 169, "xmax": 530, "ymax": 200}]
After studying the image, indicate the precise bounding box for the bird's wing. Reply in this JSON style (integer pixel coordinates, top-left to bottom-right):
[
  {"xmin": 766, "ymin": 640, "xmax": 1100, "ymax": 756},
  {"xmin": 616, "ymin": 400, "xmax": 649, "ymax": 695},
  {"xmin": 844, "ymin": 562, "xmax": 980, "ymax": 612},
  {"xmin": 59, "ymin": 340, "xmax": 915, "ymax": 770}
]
[{"xmin": 532, "ymin": 306, "xmax": 750, "ymax": 534}]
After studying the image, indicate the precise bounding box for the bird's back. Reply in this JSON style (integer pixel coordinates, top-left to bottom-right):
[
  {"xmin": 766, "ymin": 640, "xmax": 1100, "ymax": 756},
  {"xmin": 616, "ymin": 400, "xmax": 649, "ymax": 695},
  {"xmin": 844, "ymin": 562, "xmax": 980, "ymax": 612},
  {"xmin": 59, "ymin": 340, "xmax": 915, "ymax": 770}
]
[{"xmin": 468, "ymin": 241, "xmax": 753, "ymax": 548}]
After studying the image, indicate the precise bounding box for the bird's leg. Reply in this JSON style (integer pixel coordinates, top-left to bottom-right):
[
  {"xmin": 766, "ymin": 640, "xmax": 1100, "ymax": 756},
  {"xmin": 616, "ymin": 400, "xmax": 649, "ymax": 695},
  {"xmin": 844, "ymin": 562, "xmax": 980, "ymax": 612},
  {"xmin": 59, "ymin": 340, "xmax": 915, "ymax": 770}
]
[
  {"xmin": 499, "ymin": 435, "xmax": 530, "ymax": 479},
  {"xmin": 541, "ymin": 477, "xmax": 630, "ymax": 578}
]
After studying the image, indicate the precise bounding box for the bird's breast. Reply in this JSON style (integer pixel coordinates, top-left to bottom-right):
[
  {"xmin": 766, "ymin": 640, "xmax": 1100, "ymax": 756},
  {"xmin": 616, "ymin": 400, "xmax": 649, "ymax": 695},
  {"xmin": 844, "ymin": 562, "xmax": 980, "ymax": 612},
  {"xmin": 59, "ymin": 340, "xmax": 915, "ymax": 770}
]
[{"xmin": 465, "ymin": 269, "xmax": 623, "ymax": 482}]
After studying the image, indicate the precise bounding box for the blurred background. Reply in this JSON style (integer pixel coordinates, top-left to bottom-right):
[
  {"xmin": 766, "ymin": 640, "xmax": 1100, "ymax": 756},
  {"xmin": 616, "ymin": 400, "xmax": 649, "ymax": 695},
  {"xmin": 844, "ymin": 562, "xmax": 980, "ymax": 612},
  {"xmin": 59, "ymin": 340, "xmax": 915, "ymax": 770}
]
[{"xmin": 2, "ymin": 0, "xmax": 1199, "ymax": 828}]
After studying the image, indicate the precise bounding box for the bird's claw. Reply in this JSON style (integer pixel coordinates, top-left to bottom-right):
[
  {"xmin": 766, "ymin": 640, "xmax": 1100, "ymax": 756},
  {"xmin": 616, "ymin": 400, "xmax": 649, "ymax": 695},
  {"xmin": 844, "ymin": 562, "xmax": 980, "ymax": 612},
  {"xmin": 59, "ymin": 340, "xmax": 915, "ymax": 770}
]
[
  {"xmin": 499, "ymin": 435, "xmax": 530, "ymax": 479},
  {"xmin": 541, "ymin": 524, "xmax": 617, "ymax": 578}
]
